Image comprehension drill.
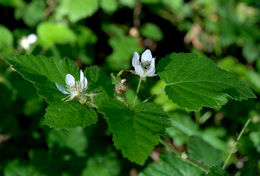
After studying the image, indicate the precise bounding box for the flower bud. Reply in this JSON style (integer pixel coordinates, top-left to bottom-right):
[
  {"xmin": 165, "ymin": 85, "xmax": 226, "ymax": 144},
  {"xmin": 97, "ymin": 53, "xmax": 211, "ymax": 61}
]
[{"xmin": 115, "ymin": 79, "xmax": 128, "ymax": 94}]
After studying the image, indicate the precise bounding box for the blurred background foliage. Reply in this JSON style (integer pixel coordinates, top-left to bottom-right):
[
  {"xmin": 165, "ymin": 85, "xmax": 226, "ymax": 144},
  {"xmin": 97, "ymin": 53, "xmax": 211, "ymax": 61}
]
[{"xmin": 0, "ymin": 0, "xmax": 260, "ymax": 175}]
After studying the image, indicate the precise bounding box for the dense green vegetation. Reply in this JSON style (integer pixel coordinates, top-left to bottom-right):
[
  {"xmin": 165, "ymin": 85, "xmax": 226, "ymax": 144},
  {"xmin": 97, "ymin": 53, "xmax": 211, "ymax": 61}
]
[{"xmin": 0, "ymin": 0, "xmax": 259, "ymax": 175}]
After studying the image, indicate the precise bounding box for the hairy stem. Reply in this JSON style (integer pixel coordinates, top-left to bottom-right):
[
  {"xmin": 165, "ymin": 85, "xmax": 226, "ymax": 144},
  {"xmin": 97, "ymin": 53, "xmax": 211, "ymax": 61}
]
[
  {"xmin": 159, "ymin": 138, "xmax": 209, "ymax": 173},
  {"xmin": 133, "ymin": 77, "xmax": 142, "ymax": 107},
  {"xmin": 222, "ymin": 118, "xmax": 251, "ymax": 169}
]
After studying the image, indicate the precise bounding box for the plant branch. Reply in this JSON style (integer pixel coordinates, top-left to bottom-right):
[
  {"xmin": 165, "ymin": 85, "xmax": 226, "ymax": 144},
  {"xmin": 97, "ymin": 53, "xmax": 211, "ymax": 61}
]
[
  {"xmin": 159, "ymin": 138, "xmax": 209, "ymax": 173},
  {"xmin": 222, "ymin": 118, "xmax": 251, "ymax": 169},
  {"xmin": 133, "ymin": 77, "xmax": 142, "ymax": 107}
]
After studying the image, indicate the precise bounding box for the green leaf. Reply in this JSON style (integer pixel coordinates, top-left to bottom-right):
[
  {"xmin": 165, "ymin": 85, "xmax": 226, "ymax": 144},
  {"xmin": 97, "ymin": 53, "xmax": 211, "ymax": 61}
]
[
  {"xmin": 3, "ymin": 55, "xmax": 98, "ymax": 129},
  {"xmin": 0, "ymin": 25, "xmax": 13, "ymax": 55},
  {"xmin": 187, "ymin": 136, "xmax": 223, "ymax": 168},
  {"xmin": 140, "ymin": 23, "xmax": 163, "ymax": 41},
  {"xmin": 166, "ymin": 112, "xmax": 200, "ymax": 145},
  {"xmin": 4, "ymin": 159, "xmax": 44, "ymax": 176},
  {"xmin": 157, "ymin": 53, "xmax": 256, "ymax": 111},
  {"xmin": 23, "ymin": 0, "xmax": 45, "ymax": 27},
  {"xmin": 37, "ymin": 22, "xmax": 76, "ymax": 46},
  {"xmin": 119, "ymin": 0, "xmax": 136, "ymax": 8},
  {"xmin": 206, "ymin": 166, "xmax": 230, "ymax": 176},
  {"xmin": 47, "ymin": 127, "xmax": 88, "ymax": 156},
  {"xmin": 98, "ymin": 99, "xmax": 169, "ymax": 165},
  {"xmin": 84, "ymin": 65, "xmax": 114, "ymax": 97},
  {"xmin": 75, "ymin": 26, "xmax": 97, "ymax": 46},
  {"xmin": 81, "ymin": 152, "xmax": 121, "ymax": 176},
  {"xmin": 100, "ymin": 0, "xmax": 118, "ymax": 13},
  {"xmin": 139, "ymin": 153, "xmax": 202, "ymax": 176},
  {"xmin": 3, "ymin": 55, "xmax": 79, "ymax": 102},
  {"xmin": 58, "ymin": 0, "xmax": 98, "ymax": 22},
  {"xmin": 44, "ymin": 100, "xmax": 98, "ymax": 129},
  {"xmin": 106, "ymin": 36, "xmax": 142, "ymax": 70}
]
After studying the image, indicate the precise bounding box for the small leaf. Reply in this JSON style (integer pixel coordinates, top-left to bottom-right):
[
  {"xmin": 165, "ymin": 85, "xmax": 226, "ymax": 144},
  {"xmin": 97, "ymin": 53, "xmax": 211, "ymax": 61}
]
[
  {"xmin": 157, "ymin": 53, "xmax": 256, "ymax": 111},
  {"xmin": 139, "ymin": 153, "xmax": 202, "ymax": 176},
  {"xmin": 98, "ymin": 99, "xmax": 169, "ymax": 165},
  {"xmin": 44, "ymin": 100, "xmax": 98, "ymax": 129},
  {"xmin": 57, "ymin": 0, "xmax": 98, "ymax": 22},
  {"xmin": 0, "ymin": 25, "xmax": 13, "ymax": 55},
  {"xmin": 106, "ymin": 36, "xmax": 142, "ymax": 70},
  {"xmin": 187, "ymin": 136, "xmax": 223, "ymax": 168},
  {"xmin": 23, "ymin": 0, "xmax": 45, "ymax": 27},
  {"xmin": 37, "ymin": 22, "xmax": 76, "ymax": 46},
  {"xmin": 140, "ymin": 23, "xmax": 163, "ymax": 41},
  {"xmin": 100, "ymin": 0, "xmax": 118, "ymax": 13}
]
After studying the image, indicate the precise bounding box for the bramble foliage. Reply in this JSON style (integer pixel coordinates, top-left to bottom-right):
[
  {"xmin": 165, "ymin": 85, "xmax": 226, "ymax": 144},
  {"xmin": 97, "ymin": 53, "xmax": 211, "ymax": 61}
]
[{"xmin": 0, "ymin": 0, "xmax": 260, "ymax": 175}]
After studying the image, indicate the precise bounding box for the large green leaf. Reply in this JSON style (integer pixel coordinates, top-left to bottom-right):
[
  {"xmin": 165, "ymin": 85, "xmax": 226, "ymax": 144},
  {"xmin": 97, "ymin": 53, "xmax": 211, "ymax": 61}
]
[
  {"xmin": 187, "ymin": 136, "xmax": 222, "ymax": 168},
  {"xmin": 98, "ymin": 99, "xmax": 169, "ymax": 165},
  {"xmin": 157, "ymin": 53, "xmax": 256, "ymax": 111},
  {"xmin": 3, "ymin": 55, "xmax": 98, "ymax": 129},
  {"xmin": 139, "ymin": 153, "xmax": 202, "ymax": 176},
  {"xmin": 3, "ymin": 55, "xmax": 78, "ymax": 102}
]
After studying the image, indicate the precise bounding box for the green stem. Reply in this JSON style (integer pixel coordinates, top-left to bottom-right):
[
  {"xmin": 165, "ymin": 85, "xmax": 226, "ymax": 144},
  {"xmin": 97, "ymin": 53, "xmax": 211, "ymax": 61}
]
[
  {"xmin": 133, "ymin": 77, "xmax": 142, "ymax": 107},
  {"xmin": 222, "ymin": 118, "xmax": 251, "ymax": 169},
  {"xmin": 159, "ymin": 138, "xmax": 209, "ymax": 173},
  {"xmin": 142, "ymin": 87, "xmax": 165, "ymax": 103},
  {"xmin": 195, "ymin": 111, "xmax": 201, "ymax": 124}
]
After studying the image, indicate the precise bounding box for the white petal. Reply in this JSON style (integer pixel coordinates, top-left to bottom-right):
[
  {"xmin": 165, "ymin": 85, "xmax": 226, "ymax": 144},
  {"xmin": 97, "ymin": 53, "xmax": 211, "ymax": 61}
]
[
  {"xmin": 83, "ymin": 77, "xmax": 88, "ymax": 88},
  {"xmin": 20, "ymin": 38, "xmax": 30, "ymax": 50},
  {"xmin": 141, "ymin": 49, "xmax": 153, "ymax": 62},
  {"xmin": 27, "ymin": 34, "xmax": 37, "ymax": 44},
  {"xmin": 135, "ymin": 64, "xmax": 145, "ymax": 77},
  {"xmin": 80, "ymin": 77, "xmax": 88, "ymax": 91},
  {"xmin": 66, "ymin": 74, "xmax": 75, "ymax": 87},
  {"xmin": 146, "ymin": 58, "xmax": 155, "ymax": 77},
  {"xmin": 55, "ymin": 83, "xmax": 69, "ymax": 94},
  {"xmin": 132, "ymin": 52, "xmax": 140, "ymax": 68},
  {"xmin": 80, "ymin": 69, "xmax": 84, "ymax": 83}
]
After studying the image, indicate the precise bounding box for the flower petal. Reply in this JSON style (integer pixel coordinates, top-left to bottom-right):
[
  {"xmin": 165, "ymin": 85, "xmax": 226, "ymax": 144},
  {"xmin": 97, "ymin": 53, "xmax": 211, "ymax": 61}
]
[
  {"xmin": 80, "ymin": 69, "xmax": 84, "ymax": 83},
  {"xmin": 135, "ymin": 64, "xmax": 145, "ymax": 77},
  {"xmin": 141, "ymin": 49, "xmax": 153, "ymax": 62},
  {"xmin": 66, "ymin": 74, "xmax": 75, "ymax": 87},
  {"xmin": 145, "ymin": 58, "xmax": 155, "ymax": 77},
  {"xmin": 83, "ymin": 77, "xmax": 88, "ymax": 88},
  {"xmin": 132, "ymin": 52, "xmax": 140, "ymax": 68},
  {"xmin": 27, "ymin": 34, "xmax": 37, "ymax": 44},
  {"xmin": 55, "ymin": 83, "xmax": 69, "ymax": 94}
]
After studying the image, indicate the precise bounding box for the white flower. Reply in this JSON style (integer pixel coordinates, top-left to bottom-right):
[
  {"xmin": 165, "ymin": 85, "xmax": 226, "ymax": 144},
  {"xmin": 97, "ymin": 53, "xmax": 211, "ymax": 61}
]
[
  {"xmin": 55, "ymin": 70, "xmax": 88, "ymax": 101},
  {"xmin": 20, "ymin": 33, "xmax": 37, "ymax": 50},
  {"xmin": 132, "ymin": 49, "xmax": 155, "ymax": 78}
]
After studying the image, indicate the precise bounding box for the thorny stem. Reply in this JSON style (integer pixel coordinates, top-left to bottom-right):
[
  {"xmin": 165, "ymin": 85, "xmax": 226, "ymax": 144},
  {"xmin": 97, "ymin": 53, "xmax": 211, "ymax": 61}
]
[
  {"xmin": 222, "ymin": 118, "xmax": 251, "ymax": 169},
  {"xmin": 133, "ymin": 77, "xmax": 142, "ymax": 107},
  {"xmin": 159, "ymin": 138, "xmax": 209, "ymax": 173}
]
